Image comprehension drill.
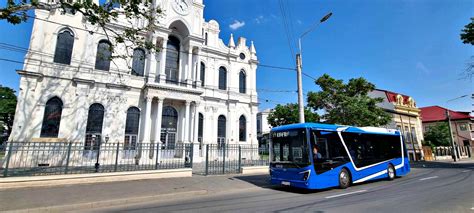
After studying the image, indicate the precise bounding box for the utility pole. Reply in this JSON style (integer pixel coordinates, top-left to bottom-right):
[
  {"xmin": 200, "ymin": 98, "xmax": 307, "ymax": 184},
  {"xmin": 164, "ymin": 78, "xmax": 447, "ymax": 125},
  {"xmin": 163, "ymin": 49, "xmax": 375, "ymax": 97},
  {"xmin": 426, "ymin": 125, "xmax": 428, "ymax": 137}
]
[
  {"xmin": 296, "ymin": 12, "xmax": 332, "ymax": 123},
  {"xmin": 446, "ymin": 110, "xmax": 458, "ymax": 162},
  {"xmin": 296, "ymin": 53, "xmax": 305, "ymax": 123}
]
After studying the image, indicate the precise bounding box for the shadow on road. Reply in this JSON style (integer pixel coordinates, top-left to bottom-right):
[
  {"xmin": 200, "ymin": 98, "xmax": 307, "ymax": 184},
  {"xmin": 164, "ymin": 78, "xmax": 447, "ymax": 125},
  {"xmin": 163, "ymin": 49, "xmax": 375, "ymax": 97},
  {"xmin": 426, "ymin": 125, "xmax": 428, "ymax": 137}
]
[{"xmin": 410, "ymin": 161, "xmax": 474, "ymax": 169}]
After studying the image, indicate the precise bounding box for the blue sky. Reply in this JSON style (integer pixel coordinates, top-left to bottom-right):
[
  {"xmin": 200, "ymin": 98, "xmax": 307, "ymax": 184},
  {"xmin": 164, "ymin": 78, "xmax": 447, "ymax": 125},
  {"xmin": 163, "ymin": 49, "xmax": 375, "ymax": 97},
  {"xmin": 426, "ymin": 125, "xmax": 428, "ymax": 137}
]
[{"xmin": 0, "ymin": 0, "xmax": 472, "ymax": 112}]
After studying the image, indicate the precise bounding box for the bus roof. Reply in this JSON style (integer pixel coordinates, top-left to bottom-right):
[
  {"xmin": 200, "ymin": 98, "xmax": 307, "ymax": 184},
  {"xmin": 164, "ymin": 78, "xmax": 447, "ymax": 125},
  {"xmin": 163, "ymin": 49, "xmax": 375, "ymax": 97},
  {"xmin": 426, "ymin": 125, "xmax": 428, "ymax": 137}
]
[{"xmin": 271, "ymin": 123, "xmax": 399, "ymax": 135}]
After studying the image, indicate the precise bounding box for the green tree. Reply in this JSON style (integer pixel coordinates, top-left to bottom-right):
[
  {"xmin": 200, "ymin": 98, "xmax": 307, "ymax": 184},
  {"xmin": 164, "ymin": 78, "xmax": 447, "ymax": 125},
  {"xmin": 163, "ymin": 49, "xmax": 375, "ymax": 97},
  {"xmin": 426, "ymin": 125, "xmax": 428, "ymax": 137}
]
[
  {"xmin": 0, "ymin": 0, "xmax": 161, "ymax": 57},
  {"xmin": 307, "ymin": 74, "xmax": 391, "ymax": 127},
  {"xmin": 0, "ymin": 85, "xmax": 17, "ymax": 136},
  {"xmin": 460, "ymin": 18, "xmax": 474, "ymax": 80},
  {"xmin": 424, "ymin": 123, "xmax": 451, "ymax": 147},
  {"xmin": 460, "ymin": 17, "xmax": 474, "ymax": 45},
  {"xmin": 267, "ymin": 103, "xmax": 319, "ymax": 127}
]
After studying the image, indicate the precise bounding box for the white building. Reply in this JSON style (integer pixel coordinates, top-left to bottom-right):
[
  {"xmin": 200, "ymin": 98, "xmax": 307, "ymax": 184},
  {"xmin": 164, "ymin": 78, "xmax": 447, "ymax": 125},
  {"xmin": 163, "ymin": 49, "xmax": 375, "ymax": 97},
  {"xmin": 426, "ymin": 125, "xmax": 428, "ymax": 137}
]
[
  {"xmin": 9, "ymin": 0, "xmax": 259, "ymax": 157},
  {"xmin": 257, "ymin": 109, "xmax": 272, "ymax": 148}
]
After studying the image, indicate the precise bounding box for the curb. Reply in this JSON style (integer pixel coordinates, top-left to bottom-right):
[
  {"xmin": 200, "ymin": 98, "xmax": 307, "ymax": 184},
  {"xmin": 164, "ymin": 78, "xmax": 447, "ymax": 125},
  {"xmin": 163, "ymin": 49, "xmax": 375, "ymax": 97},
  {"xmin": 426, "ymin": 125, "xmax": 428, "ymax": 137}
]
[
  {"xmin": 3, "ymin": 190, "xmax": 208, "ymax": 212},
  {"xmin": 0, "ymin": 168, "xmax": 192, "ymax": 190}
]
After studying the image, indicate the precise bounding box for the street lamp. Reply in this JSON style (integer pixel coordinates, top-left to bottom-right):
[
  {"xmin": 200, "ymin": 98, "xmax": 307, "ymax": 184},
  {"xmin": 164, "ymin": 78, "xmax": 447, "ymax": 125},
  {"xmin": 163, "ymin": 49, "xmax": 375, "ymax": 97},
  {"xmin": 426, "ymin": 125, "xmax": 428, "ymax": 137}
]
[
  {"xmin": 445, "ymin": 94, "xmax": 468, "ymax": 162},
  {"xmin": 296, "ymin": 12, "xmax": 332, "ymax": 123}
]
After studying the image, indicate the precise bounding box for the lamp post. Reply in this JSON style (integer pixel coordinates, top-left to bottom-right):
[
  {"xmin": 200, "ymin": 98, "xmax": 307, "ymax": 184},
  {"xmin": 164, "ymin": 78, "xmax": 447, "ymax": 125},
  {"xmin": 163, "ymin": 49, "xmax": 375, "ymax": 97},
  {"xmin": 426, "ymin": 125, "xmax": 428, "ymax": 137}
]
[
  {"xmin": 296, "ymin": 12, "xmax": 332, "ymax": 123},
  {"xmin": 445, "ymin": 94, "xmax": 468, "ymax": 162}
]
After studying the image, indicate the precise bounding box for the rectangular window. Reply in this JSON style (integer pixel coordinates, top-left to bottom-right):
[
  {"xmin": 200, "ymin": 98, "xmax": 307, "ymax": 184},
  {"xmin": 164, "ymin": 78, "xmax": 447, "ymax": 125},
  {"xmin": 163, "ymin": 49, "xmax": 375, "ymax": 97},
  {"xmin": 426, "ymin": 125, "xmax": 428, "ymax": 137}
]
[
  {"xmin": 459, "ymin": 123, "xmax": 467, "ymax": 131},
  {"xmin": 404, "ymin": 126, "xmax": 411, "ymax": 143},
  {"xmin": 411, "ymin": 126, "xmax": 417, "ymax": 143}
]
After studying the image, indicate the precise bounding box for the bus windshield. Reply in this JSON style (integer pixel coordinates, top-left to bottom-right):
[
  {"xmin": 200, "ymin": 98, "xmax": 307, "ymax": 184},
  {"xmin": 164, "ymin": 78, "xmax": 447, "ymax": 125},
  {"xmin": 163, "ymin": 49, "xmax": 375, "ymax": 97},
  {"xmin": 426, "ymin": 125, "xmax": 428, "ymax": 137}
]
[{"xmin": 271, "ymin": 129, "xmax": 310, "ymax": 167}]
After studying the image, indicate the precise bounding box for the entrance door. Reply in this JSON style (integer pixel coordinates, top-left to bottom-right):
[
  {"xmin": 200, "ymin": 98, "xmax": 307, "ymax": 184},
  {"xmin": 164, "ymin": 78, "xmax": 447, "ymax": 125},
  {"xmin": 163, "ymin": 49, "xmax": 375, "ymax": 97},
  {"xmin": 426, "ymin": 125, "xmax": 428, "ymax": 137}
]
[
  {"xmin": 84, "ymin": 103, "xmax": 105, "ymax": 158},
  {"xmin": 161, "ymin": 106, "xmax": 178, "ymax": 149},
  {"xmin": 217, "ymin": 115, "xmax": 226, "ymax": 149}
]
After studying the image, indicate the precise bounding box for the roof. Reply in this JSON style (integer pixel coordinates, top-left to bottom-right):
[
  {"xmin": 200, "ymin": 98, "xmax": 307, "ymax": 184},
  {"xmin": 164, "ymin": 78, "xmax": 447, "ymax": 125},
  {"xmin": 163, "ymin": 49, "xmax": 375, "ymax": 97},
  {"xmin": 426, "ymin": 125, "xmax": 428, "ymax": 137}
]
[
  {"xmin": 420, "ymin": 106, "xmax": 473, "ymax": 122},
  {"xmin": 271, "ymin": 123, "xmax": 399, "ymax": 135},
  {"xmin": 375, "ymin": 89, "xmax": 412, "ymax": 105}
]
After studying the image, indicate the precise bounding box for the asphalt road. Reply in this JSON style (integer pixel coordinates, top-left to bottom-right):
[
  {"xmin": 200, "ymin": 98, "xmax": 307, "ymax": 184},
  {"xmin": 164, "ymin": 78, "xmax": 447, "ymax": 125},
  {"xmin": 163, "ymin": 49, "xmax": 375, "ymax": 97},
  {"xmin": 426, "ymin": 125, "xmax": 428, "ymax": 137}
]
[{"xmin": 87, "ymin": 163, "xmax": 474, "ymax": 213}]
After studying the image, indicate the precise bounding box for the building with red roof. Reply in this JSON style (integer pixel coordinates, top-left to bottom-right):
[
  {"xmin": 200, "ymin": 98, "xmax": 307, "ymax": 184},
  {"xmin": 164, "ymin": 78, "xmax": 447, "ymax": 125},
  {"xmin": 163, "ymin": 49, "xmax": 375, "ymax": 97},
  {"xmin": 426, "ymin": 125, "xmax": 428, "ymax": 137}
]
[
  {"xmin": 420, "ymin": 106, "xmax": 473, "ymax": 158},
  {"xmin": 369, "ymin": 89, "xmax": 424, "ymax": 161}
]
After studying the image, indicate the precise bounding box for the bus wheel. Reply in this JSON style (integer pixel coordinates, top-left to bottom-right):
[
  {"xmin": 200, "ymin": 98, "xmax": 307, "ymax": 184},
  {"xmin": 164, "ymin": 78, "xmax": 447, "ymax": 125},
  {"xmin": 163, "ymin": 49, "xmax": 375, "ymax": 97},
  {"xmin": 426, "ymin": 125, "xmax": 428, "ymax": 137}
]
[
  {"xmin": 339, "ymin": 168, "xmax": 351, "ymax": 189},
  {"xmin": 387, "ymin": 164, "xmax": 395, "ymax": 181}
]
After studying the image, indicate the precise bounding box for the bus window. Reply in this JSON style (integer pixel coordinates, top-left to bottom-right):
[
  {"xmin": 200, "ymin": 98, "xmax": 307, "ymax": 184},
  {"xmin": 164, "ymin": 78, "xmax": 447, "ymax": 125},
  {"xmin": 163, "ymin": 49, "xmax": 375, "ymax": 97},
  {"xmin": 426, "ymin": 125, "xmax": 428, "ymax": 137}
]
[
  {"xmin": 342, "ymin": 132, "xmax": 402, "ymax": 168},
  {"xmin": 311, "ymin": 130, "xmax": 350, "ymax": 174}
]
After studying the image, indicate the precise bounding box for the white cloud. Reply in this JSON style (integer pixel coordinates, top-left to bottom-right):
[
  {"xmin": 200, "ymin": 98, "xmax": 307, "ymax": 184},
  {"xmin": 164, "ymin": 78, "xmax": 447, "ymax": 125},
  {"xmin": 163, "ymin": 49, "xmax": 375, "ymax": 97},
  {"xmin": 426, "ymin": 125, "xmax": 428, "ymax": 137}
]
[
  {"xmin": 416, "ymin": 62, "xmax": 430, "ymax": 74},
  {"xmin": 297, "ymin": 20, "xmax": 303, "ymax": 25},
  {"xmin": 229, "ymin": 20, "xmax": 245, "ymax": 30},
  {"xmin": 255, "ymin": 15, "xmax": 264, "ymax": 24}
]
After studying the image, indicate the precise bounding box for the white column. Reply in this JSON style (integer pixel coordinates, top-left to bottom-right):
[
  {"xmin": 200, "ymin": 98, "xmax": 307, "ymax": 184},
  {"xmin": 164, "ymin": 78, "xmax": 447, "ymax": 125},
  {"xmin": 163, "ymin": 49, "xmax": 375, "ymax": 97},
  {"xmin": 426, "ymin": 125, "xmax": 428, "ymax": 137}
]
[
  {"xmin": 227, "ymin": 105, "xmax": 232, "ymax": 144},
  {"xmin": 141, "ymin": 96, "xmax": 153, "ymax": 143},
  {"xmin": 193, "ymin": 102, "xmax": 200, "ymax": 143},
  {"xmin": 186, "ymin": 48, "xmax": 193, "ymax": 86},
  {"xmin": 146, "ymin": 37, "xmax": 158, "ymax": 83},
  {"xmin": 153, "ymin": 98, "xmax": 164, "ymax": 143},
  {"xmin": 196, "ymin": 48, "xmax": 202, "ymax": 87},
  {"xmin": 183, "ymin": 101, "xmax": 191, "ymax": 143},
  {"xmin": 158, "ymin": 38, "xmax": 167, "ymax": 83},
  {"xmin": 179, "ymin": 49, "xmax": 185, "ymax": 85}
]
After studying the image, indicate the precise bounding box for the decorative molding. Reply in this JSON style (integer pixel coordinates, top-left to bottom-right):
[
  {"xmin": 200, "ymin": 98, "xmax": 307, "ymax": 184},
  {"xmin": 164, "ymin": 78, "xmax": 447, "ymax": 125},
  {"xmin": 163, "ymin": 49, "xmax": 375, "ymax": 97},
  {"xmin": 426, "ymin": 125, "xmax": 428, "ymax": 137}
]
[
  {"xmin": 145, "ymin": 83, "xmax": 203, "ymax": 95},
  {"xmin": 16, "ymin": 70, "xmax": 44, "ymax": 79},
  {"xmin": 106, "ymin": 83, "xmax": 131, "ymax": 90}
]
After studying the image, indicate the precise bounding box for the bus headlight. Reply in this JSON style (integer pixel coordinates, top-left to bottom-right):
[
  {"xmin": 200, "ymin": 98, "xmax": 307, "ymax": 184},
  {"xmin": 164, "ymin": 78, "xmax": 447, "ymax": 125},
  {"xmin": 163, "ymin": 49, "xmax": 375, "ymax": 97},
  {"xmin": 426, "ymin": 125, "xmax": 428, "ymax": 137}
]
[{"xmin": 299, "ymin": 170, "xmax": 311, "ymax": 181}]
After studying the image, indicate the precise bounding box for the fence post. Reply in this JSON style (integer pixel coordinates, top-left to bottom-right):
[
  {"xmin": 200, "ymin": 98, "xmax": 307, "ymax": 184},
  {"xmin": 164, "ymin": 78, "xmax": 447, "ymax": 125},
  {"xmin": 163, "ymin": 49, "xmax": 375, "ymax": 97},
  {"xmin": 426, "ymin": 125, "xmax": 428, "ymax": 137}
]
[
  {"xmin": 155, "ymin": 142, "xmax": 160, "ymax": 170},
  {"xmin": 189, "ymin": 143, "xmax": 194, "ymax": 166},
  {"xmin": 3, "ymin": 142, "xmax": 14, "ymax": 177},
  {"xmin": 238, "ymin": 146, "xmax": 242, "ymax": 173},
  {"xmin": 205, "ymin": 145, "xmax": 209, "ymax": 175},
  {"xmin": 114, "ymin": 143, "xmax": 120, "ymax": 172},
  {"xmin": 222, "ymin": 143, "xmax": 226, "ymax": 174},
  {"xmin": 64, "ymin": 142, "xmax": 73, "ymax": 174}
]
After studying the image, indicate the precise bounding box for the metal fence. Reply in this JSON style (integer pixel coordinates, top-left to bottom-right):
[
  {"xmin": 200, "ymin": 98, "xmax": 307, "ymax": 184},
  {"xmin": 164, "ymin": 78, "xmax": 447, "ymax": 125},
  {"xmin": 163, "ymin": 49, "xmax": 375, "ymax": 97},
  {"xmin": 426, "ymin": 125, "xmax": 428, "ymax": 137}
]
[
  {"xmin": 432, "ymin": 146, "xmax": 472, "ymax": 159},
  {"xmin": 194, "ymin": 144, "xmax": 269, "ymax": 175},
  {"xmin": 1, "ymin": 142, "xmax": 192, "ymax": 177}
]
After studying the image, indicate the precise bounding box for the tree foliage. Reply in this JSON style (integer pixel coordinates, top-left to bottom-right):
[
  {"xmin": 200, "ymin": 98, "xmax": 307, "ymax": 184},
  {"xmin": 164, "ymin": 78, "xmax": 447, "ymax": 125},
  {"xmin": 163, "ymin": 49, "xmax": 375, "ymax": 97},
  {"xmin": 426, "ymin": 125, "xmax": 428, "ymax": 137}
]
[
  {"xmin": 423, "ymin": 123, "xmax": 451, "ymax": 147},
  {"xmin": 0, "ymin": 85, "xmax": 17, "ymax": 136},
  {"xmin": 460, "ymin": 18, "xmax": 474, "ymax": 80},
  {"xmin": 460, "ymin": 17, "xmax": 474, "ymax": 45},
  {"xmin": 307, "ymin": 74, "xmax": 391, "ymax": 127},
  {"xmin": 0, "ymin": 0, "xmax": 161, "ymax": 57},
  {"xmin": 267, "ymin": 103, "xmax": 319, "ymax": 127}
]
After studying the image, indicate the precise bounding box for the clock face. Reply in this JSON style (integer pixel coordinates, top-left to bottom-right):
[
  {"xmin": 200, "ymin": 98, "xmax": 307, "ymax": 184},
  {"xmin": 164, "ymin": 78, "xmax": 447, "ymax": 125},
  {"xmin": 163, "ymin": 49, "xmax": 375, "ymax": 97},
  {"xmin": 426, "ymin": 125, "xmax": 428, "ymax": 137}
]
[{"xmin": 172, "ymin": 0, "xmax": 190, "ymax": 15}]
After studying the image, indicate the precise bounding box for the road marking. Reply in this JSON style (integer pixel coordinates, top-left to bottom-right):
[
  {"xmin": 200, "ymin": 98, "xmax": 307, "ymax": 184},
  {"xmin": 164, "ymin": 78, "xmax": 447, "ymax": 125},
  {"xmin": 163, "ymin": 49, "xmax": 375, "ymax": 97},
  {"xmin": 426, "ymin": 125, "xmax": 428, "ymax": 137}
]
[
  {"xmin": 471, "ymin": 207, "xmax": 474, "ymax": 210},
  {"xmin": 419, "ymin": 176, "xmax": 438, "ymax": 181},
  {"xmin": 325, "ymin": 190, "xmax": 367, "ymax": 199},
  {"xmin": 462, "ymin": 170, "xmax": 470, "ymax": 173}
]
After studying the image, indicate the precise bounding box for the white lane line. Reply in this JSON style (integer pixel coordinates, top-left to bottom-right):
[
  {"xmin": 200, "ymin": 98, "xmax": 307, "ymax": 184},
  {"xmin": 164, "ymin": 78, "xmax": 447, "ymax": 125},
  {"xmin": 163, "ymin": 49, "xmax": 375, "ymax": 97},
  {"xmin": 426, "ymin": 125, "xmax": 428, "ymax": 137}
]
[
  {"xmin": 419, "ymin": 176, "xmax": 439, "ymax": 181},
  {"xmin": 325, "ymin": 190, "xmax": 367, "ymax": 199},
  {"xmin": 462, "ymin": 170, "xmax": 470, "ymax": 173},
  {"xmin": 470, "ymin": 207, "xmax": 474, "ymax": 210}
]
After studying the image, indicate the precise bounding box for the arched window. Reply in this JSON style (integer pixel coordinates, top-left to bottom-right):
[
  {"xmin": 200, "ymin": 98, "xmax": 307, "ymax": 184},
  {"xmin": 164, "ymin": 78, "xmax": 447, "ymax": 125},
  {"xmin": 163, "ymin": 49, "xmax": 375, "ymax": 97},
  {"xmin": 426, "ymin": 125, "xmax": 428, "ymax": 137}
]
[
  {"xmin": 218, "ymin": 66, "xmax": 227, "ymax": 90},
  {"xmin": 53, "ymin": 29, "xmax": 74, "ymax": 65},
  {"xmin": 217, "ymin": 115, "xmax": 226, "ymax": 148},
  {"xmin": 198, "ymin": 113, "xmax": 204, "ymax": 144},
  {"xmin": 40, "ymin": 97, "xmax": 63, "ymax": 138},
  {"xmin": 239, "ymin": 70, "xmax": 246, "ymax": 93},
  {"xmin": 165, "ymin": 36, "xmax": 180, "ymax": 84},
  {"xmin": 131, "ymin": 48, "xmax": 145, "ymax": 76},
  {"xmin": 95, "ymin": 40, "xmax": 112, "ymax": 71},
  {"xmin": 239, "ymin": 115, "xmax": 246, "ymax": 141},
  {"xmin": 85, "ymin": 103, "xmax": 105, "ymax": 150},
  {"xmin": 200, "ymin": 62, "xmax": 205, "ymax": 87},
  {"xmin": 124, "ymin": 107, "xmax": 140, "ymax": 150}
]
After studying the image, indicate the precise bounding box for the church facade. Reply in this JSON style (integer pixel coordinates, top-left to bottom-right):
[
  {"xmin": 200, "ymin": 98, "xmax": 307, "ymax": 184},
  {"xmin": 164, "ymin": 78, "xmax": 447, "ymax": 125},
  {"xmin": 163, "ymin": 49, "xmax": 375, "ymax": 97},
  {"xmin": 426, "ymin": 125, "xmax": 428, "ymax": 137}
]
[{"xmin": 9, "ymin": 0, "xmax": 259, "ymax": 155}]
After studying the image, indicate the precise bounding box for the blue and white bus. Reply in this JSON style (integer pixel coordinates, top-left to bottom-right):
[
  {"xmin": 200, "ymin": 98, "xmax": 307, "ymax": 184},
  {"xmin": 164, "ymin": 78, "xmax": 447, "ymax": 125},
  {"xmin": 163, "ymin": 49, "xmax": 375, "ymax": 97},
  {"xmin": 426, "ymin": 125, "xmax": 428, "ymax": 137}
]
[{"xmin": 269, "ymin": 123, "xmax": 410, "ymax": 189}]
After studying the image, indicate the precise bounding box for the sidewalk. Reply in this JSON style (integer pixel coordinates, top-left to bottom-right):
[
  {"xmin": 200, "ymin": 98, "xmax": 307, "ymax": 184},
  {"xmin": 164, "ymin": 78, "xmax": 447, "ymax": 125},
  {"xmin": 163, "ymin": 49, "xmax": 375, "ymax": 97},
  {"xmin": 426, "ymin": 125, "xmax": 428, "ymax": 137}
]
[{"xmin": 0, "ymin": 173, "xmax": 271, "ymax": 212}]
